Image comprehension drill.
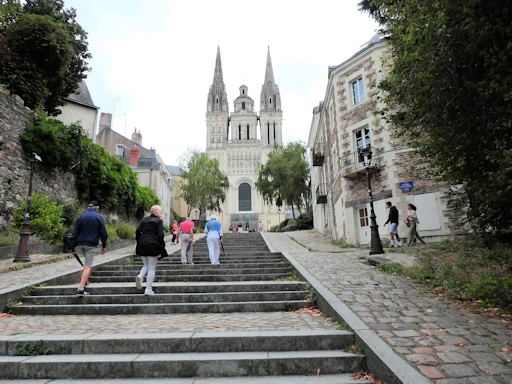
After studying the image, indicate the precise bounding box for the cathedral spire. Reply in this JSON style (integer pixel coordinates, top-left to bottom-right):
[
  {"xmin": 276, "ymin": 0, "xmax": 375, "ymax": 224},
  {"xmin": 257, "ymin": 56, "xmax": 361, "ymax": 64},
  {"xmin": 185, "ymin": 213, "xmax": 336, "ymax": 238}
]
[
  {"xmin": 260, "ymin": 47, "xmax": 281, "ymax": 113},
  {"xmin": 262, "ymin": 46, "xmax": 275, "ymax": 90},
  {"xmin": 213, "ymin": 46, "xmax": 224, "ymax": 83}
]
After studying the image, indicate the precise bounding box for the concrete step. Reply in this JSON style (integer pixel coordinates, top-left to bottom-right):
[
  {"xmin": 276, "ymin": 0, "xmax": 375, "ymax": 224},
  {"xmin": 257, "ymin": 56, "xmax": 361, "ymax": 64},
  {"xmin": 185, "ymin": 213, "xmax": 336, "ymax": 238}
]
[
  {"xmin": 92, "ymin": 267, "xmax": 291, "ymax": 277},
  {"xmin": 2, "ymin": 330, "xmax": 354, "ymax": 355},
  {"xmin": 98, "ymin": 262, "xmax": 289, "ymax": 271},
  {"xmin": 32, "ymin": 282, "xmax": 306, "ymax": 296},
  {"xmin": 22, "ymin": 290, "xmax": 309, "ymax": 305},
  {"xmin": 0, "ymin": 350, "xmax": 365, "ymax": 379},
  {"xmin": 87, "ymin": 273, "xmax": 290, "ymax": 283},
  {"xmin": 8, "ymin": 300, "xmax": 312, "ymax": 315}
]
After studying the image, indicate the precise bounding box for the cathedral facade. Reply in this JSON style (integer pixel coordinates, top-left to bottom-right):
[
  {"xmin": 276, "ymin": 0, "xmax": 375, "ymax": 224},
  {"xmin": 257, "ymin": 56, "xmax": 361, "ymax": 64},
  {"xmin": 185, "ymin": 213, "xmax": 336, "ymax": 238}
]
[{"xmin": 206, "ymin": 47, "xmax": 283, "ymax": 231}]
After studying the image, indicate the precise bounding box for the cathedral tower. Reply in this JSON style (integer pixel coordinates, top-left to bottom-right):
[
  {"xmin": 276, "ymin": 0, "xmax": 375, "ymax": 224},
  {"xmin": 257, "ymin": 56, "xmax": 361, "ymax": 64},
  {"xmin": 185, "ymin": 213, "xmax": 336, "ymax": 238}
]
[
  {"xmin": 259, "ymin": 47, "xmax": 283, "ymax": 146},
  {"xmin": 206, "ymin": 46, "xmax": 229, "ymax": 149}
]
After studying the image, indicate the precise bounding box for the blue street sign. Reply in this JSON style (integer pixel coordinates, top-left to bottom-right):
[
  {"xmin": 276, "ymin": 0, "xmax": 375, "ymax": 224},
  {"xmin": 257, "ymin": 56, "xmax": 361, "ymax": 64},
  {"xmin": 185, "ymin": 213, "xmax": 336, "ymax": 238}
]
[{"xmin": 399, "ymin": 181, "xmax": 414, "ymax": 193}]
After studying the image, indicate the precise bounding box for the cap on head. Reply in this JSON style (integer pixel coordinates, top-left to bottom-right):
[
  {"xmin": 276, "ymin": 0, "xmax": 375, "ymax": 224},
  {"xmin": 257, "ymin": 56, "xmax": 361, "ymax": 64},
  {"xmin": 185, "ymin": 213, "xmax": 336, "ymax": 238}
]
[
  {"xmin": 210, "ymin": 215, "xmax": 217, "ymax": 220},
  {"xmin": 88, "ymin": 201, "xmax": 99, "ymax": 209}
]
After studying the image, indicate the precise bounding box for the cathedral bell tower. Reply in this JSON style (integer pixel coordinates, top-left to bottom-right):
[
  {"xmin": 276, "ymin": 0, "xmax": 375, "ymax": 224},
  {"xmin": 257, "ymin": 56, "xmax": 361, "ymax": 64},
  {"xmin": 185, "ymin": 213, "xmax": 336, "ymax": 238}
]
[
  {"xmin": 206, "ymin": 46, "xmax": 229, "ymax": 149},
  {"xmin": 259, "ymin": 47, "xmax": 283, "ymax": 146}
]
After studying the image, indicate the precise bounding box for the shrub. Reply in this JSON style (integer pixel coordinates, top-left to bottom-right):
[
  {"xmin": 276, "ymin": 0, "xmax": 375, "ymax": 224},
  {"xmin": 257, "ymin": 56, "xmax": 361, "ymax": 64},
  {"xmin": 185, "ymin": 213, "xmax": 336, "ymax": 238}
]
[
  {"xmin": 194, "ymin": 226, "xmax": 204, "ymax": 234},
  {"xmin": 105, "ymin": 222, "xmax": 136, "ymax": 241},
  {"xmin": 295, "ymin": 213, "xmax": 313, "ymax": 230},
  {"xmin": 105, "ymin": 224, "xmax": 120, "ymax": 243},
  {"xmin": 270, "ymin": 225, "xmax": 279, "ymax": 232},
  {"xmin": 278, "ymin": 219, "xmax": 289, "ymax": 231},
  {"xmin": 13, "ymin": 192, "xmax": 64, "ymax": 243},
  {"xmin": 58, "ymin": 199, "xmax": 81, "ymax": 229}
]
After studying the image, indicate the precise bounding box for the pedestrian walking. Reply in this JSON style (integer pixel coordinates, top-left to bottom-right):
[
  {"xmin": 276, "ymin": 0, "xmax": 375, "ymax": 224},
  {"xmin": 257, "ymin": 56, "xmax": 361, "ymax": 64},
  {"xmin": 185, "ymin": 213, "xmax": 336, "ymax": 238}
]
[
  {"xmin": 70, "ymin": 201, "xmax": 108, "ymax": 295},
  {"xmin": 179, "ymin": 217, "xmax": 195, "ymax": 264},
  {"xmin": 229, "ymin": 224, "xmax": 233, "ymax": 233},
  {"xmin": 171, "ymin": 220, "xmax": 179, "ymax": 245},
  {"xmin": 245, "ymin": 217, "xmax": 250, "ymax": 231},
  {"xmin": 258, "ymin": 221, "xmax": 264, "ymax": 233},
  {"xmin": 383, "ymin": 201, "xmax": 402, "ymax": 247},
  {"xmin": 205, "ymin": 215, "xmax": 223, "ymax": 265},
  {"xmin": 406, "ymin": 204, "xmax": 426, "ymax": 246},
  {"xmin": 135, "ymin": 205, "xmax": 168, "ymax": 295}
]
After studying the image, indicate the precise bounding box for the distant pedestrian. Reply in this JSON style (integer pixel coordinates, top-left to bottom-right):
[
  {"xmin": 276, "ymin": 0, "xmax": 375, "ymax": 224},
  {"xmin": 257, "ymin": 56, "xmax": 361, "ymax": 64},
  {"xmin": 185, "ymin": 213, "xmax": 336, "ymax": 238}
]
[
  {"xmin": 70, "ymin": 201, "xmax": 108, "ymax": 295},
  {"xmin": 406, "ymin": 204, "xmax": 426, "ymax": 246},
  {"xmin": 383, "ymin": 201, "xmax": 402, "ymax": 247},
  {"xmin": 171, "ymin": 220, "xmax": 179, "ymax": 245},
  {"xmin": 135, "ymin": 205, "xmax": 168, "ymax": 295},
  {"xmin": 258, "ymin": 221, "xmax": 264, "ymax": 232},
  {"xmin": 179, "ymin": 217, "xmax": 195, "ymax": 264},
  {"xmin": 245, "ymin": 217, "xmax": 250, "ymax": 231},
  {"xmin": 205, "ymin": 215, "xmax": 223, "ymax": 265},
  {"xmin": 229, "ymin": 224, "xmax": 233, "ymax": 233}
]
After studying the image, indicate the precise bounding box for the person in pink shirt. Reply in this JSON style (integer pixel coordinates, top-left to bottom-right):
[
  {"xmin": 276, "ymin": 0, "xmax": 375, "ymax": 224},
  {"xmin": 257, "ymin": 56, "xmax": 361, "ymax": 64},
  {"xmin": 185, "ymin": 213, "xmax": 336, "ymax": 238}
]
[{"xmin": 179, "ymin": 217, "xmax": 195, "ymax": 264}]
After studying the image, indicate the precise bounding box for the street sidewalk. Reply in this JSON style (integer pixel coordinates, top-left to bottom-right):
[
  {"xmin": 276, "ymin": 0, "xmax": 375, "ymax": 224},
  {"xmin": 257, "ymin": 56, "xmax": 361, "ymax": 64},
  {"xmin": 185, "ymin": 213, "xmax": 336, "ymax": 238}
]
[{"xmin": 263, "ymin": 231, "xmax": 512, "ymax": 383}]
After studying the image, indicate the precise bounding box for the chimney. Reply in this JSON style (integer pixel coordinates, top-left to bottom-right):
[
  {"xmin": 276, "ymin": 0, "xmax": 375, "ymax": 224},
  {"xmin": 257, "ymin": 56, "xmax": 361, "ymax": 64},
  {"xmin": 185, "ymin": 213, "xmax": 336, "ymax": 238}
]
[
  {"xmin": 131, "ymin": 128, "xmax": 142, "ymax": 145},
  {"xmin": 130, "ymin": 145, "xmax": 140, "ymax": 166},
  {"xmin": 99, "ymin": 113, "xmax": 112, "ymax": 133}
]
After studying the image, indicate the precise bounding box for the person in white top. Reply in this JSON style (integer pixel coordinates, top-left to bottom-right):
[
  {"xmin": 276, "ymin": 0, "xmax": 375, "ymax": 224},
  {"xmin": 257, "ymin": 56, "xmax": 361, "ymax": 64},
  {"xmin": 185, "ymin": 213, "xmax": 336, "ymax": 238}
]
[
  {"xmin": 204, "ymin": 215, "xmax": 223, "ymax": 265},
  {"xmin": 406, "ymin": 204, "xmax": 426, "ymax": 246},
  {"xmin": 258, "ymin": 221, "xmax": 264, "ymax": 232}
]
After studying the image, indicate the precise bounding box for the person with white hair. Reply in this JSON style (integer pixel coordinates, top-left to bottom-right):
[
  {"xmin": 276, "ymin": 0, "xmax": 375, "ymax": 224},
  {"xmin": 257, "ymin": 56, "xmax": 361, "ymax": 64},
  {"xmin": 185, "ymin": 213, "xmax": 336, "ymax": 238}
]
[
  {"xmin": 204, "ymin": 215, "xmax": 223, "ymax": 265},
  {"xmin": 134, "ymin": 205, "xmax": 168, "ymax": 295}
]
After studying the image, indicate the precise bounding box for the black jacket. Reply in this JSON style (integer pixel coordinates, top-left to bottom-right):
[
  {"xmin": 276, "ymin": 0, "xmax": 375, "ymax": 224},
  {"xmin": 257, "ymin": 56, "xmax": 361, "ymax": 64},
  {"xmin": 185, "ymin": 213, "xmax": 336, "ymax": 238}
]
[
  {"xmin": 135, "ymin": 215, "xmax": 168, "ymax": 257},
  {"xmin": 385, "ymin": 206, "xmax": 399, "ymax": 225}
]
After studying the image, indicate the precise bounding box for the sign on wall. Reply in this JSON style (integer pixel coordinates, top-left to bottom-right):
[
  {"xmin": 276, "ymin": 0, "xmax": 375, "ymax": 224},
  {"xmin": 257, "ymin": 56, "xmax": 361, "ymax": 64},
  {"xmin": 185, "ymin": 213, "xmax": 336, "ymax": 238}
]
[{"xmin": 399, "ymin": 181, "xmax": 414, "ymax": 193}]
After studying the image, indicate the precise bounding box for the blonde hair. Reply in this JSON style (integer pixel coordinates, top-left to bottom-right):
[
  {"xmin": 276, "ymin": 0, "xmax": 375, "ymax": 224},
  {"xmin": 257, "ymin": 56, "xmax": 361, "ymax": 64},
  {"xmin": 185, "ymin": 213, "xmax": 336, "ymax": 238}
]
[{"xmin": 150, "ymin": 205, "xmax": 163, "ymax": 217}]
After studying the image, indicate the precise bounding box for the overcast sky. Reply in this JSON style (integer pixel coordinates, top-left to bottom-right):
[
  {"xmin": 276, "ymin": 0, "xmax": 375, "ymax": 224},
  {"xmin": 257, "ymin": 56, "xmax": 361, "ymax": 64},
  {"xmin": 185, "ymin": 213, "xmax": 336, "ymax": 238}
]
[{"xmin": 64, "ymin": 0, "xmax": 379, "ymax": 166}]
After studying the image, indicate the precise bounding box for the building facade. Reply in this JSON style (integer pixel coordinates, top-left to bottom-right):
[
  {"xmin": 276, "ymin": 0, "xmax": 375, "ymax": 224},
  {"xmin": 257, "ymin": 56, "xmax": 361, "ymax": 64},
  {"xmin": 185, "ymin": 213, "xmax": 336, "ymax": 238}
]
[
  {"xmin": 309, "ymin": 35, "xmax": 453, "ymax": 246},
  {"xmin": 205, "ymin": 47, "xmax": 283, "ymax": 231}
]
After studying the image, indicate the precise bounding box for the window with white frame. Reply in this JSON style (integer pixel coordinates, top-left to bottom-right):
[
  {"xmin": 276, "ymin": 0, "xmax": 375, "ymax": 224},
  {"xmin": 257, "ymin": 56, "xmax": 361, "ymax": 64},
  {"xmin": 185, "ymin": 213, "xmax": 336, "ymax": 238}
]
[
  {"xmin": 355, "ymin": 127, "xmax": 370, "ymax": 151},
  {"xmin": 170, "ymin": 196, "xmax": 174, "ymax": 208},
  {"xmin": 116, "ymin": 145, "xmax": 125, "ymax": 156},
  {"xmin": 352, "ymin": 78, "xmax": 364, "ymax": 105}
]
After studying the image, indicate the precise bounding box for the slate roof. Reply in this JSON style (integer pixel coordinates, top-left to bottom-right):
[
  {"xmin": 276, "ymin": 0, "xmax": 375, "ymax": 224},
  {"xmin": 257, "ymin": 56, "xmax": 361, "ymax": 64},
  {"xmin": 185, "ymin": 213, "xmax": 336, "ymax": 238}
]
[
  {"xmin": 166, "ymin": 165, "xmax": 183, "ymax": 176},
  {"xmin": 65, "ymin": 81, "xmax": 98, "ymax": 109}
]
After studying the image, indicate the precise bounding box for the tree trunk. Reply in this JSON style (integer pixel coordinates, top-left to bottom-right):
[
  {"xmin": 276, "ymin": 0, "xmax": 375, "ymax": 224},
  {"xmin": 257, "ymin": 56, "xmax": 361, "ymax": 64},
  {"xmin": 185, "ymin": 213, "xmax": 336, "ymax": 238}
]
[{"xmin": 291, "ymin": 203, "xmax": 296, "ymax": 219}]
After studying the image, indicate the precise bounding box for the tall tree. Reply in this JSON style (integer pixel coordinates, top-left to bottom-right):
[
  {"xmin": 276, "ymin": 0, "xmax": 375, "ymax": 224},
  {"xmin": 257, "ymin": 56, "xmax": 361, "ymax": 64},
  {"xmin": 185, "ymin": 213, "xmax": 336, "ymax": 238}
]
[
  {"xmin": 359, "ymin": 0, "xmax": 512, "ymax": 235},
  {"xmin": 0, "ymin": 0, "xmax": 90, "ymax": 114},
  {"xmin": 256, "ymin": 142, "xmax": 310, "ymax": 219},
  {"xmin": 179, "ymin": 150, "xmax": 229, "ymax": 217}
]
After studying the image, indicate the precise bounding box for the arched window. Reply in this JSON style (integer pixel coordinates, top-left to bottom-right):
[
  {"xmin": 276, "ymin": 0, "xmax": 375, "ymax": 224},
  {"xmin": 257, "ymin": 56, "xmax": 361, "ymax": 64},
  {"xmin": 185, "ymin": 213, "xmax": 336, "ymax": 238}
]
[
  {"xmin": 243, "ymin": 90, "xmax": 245, "ymax": 94},
  {"xmin": 216, "ymin": 98, "xmax": 218, "ymax": 104},
  {"xmin": 270, "ymin": 98, "xmax": 272, "ymax": 104},
  {"xmin": 239, "ymin": 125, "xmax": 242, "ymax": 140},
  {"xmin": 247, "ymin": 124, "xmax": 249, "ymax": 139},
  {"xmin": 242, "ymin": 102, "xmax": 245, "ymax": 110},
  {"xmin": 239, "ymin": 183, "xmax": 251, "ymax": 211},
  {"xmin": 273, "ymin": 122, "xmax": 276, "ymax": 141},
  {"xmin": 267, "ymin": 122, "xmax": 270, "ymax": 144}
]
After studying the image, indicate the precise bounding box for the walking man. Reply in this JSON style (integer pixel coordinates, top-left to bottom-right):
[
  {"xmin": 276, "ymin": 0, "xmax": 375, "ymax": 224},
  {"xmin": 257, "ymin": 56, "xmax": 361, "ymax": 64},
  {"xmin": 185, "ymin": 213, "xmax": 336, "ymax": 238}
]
[
  {"xmin": 383, "ymin": 201, "xmax": 402, "ymax": 247},
  {"xmin": 70, "ymin": 201, "xmax": 108, "ymax": 295},
  {"xmin": 205, "ymin": 215, "xmax": 223, "ymax": 265},
  {"xmin": 179, "ymin": 217, "xmax": 195, "ymax": 264}
]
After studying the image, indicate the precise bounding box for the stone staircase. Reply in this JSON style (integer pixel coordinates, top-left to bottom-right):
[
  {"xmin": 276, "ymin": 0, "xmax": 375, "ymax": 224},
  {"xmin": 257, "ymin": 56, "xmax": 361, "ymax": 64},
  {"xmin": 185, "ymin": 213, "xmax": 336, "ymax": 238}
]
[{"xmin": 1, "ymin": 233, "xmax": 370, "ymax": 381}]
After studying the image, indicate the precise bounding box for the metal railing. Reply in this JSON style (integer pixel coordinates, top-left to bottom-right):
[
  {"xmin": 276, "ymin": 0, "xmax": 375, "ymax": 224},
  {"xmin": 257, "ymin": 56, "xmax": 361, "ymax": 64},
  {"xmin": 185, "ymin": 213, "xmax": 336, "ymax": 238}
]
[
  {"xmin": 339, "ymin": 147, "xmax": 382, "ymax": 177},
  {"xmin": 316, "ymin": 184, "xmax": 327, "ymax": 204},
  {"xmin": 312, "ymin": 142, "xmax": 325, "ymax": 166}
]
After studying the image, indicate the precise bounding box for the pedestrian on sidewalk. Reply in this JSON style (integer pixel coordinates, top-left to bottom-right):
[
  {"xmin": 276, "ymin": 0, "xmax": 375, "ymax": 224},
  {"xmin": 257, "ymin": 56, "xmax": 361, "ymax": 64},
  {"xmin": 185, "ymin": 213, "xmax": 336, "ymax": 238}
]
[
  {"xmin": 171, "ymin": 220, "xmax": 179, "ymax": 245},
  {"xmin": 205, "ymin": 215, "xmax": 223, "ymax": 265},
  {"xmin": 383, "ymin": 201, "xmax": 402, "ymax": 247},
  {"xmin": 258, "ymin": 221, "xmax": 264, "ymax": 233},
  {"xmin": 179, "ymin": 217, "xmax": 195, "ymax": 264},
  {"xmin": 135, "ymin": 205, "xmax": 168, "ymax": 295},
  {"xmin": 70, "ymin": 201, "xmax": 108, "ymax": 295},
  {"xmin": 406, "ymin": 204, "xmax": 426, "ymax": 246}
]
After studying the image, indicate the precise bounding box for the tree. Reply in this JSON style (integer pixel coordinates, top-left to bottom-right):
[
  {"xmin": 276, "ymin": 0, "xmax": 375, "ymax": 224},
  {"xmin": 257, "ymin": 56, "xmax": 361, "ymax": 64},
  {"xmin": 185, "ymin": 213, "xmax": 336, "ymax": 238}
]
[
  {"xmin": 256, "ymin": 142, "xmax": 310, "ymax": 219},
  {"xmin": 180, "ymin": 151, "xmax": 229, "ymax": 217},
  {"xmin": 0, "ymin": 0, "xmax": 90, "ymax": 114},
  {"xmin": 359, "ymin": 0, "xmax": 512, "ymax": 235}
]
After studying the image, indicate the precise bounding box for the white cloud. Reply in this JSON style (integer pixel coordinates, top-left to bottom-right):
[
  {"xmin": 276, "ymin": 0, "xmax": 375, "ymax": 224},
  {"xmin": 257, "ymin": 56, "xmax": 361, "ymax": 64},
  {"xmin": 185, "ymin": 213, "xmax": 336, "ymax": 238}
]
[{"xmin": 65, "ymin": 0, "xmax": 379, "ymax": 165}]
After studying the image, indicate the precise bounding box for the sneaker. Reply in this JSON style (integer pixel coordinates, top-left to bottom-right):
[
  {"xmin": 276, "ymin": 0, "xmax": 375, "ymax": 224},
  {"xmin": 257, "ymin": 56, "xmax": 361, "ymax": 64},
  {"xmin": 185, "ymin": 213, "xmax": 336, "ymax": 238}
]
[
  {"xmin": 389, "ymin": 244, "xmax": 395, "ymax": 248},
  {"xmin": 144, "ymin": 288, "xmax": 155, "ymax": 295},
  {"xmin": 75, "ymin": 289, "xmax": 89, "ymax": 296},
  {"xmin": 188, "ymin": 262, "xmax": 194, "ymax": 265},
  {"xmin": 397, "ymin": 242, "xmax": 403, "ymax": 247},
  {"xmin": 135, "ymin": 276, "xmax": 142, "ymax": 290},
  {"xmin": 215, "ymin": 261, "xmax": 220, "ymax": 265}
]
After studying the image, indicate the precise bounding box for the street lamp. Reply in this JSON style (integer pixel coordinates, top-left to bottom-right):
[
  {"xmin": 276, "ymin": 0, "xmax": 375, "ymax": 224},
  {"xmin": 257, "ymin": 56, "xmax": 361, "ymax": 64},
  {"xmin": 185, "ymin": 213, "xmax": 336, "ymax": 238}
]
[
  {"xmin": 14, "ymin": 153, "xmax": 43, "ymax": 263},
  {"xmin": 278, "ymin": 208, "xmax": 281, "ymax": 224},
  {"xmin": 195, "ymin": 209, "xmax": 199, "ymax": 220},
  {"xmin": 358, "ymin": 146, "xmax": 384, "ymax": 255}
]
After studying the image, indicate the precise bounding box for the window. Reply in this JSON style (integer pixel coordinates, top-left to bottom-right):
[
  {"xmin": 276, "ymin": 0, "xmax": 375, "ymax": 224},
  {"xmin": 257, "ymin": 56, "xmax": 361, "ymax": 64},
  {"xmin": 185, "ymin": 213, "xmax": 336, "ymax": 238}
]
[
  {"xmin": 352, "ymin": 78, "xmax": 364, "ymax": 104},
  {"xmin": 238, "ymin": 183, "xmax": 251, "ymax": 211},
  {"xmin": 270, "ymin": 98, "xmax": 272, "ymax": 104},
  {"xmin": 242, "ymin": 102, "xmax": 245, "ymax": 110},
  {"xmin": 238, "ymin": 125, "xmax": 242, "ymax": 140},
  {"xmin": 160, "ymin": 185, "xmax": 164, "ymax": 198},
  {"xmin": 247, "ymin": 125, "xmax": 249, "ymax": 139},
  {"xmin": 273, "ymin": 122, "xmax": 276, "ymax": 141},
  {"xmin": 267, "ymin": 122, "xmax": 270, "ymax": 144},
  {"xmin": 243, "ymin": 89, "xmax": 245, "ymax": 94},
  {"xmin": 216, "ymin": 98, "xmax": 218, "ymax": 104},
  {"xmin": 359, "ymin": 208, "xmax": 369, "ymax": 227},
  {"xmin": 116, "ymin": 145, "xmax": 125, "ymax": 156},
  {"xmin": 355, "ymin": 127, "xmax": 370, "ymax": 151}
]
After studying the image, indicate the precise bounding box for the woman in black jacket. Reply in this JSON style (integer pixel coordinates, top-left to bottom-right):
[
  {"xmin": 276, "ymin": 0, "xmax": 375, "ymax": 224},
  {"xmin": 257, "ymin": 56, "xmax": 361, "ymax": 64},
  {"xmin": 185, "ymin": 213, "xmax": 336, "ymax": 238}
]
[{"xmin": 135, "ymin": 205, "xmax": 168, "ymax": 295}]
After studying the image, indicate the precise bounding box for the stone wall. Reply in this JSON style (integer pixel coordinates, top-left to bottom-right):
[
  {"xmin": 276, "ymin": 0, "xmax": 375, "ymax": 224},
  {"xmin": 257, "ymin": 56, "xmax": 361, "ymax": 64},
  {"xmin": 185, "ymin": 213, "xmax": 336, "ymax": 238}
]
[{"xmin": 0, "ymin": 93, "xmax": 78, "ymax": 229}]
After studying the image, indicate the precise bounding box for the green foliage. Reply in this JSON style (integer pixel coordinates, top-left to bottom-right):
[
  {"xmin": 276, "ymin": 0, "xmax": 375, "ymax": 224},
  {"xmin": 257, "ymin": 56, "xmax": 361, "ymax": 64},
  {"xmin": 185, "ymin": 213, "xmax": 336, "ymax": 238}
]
[
  {"xmin": 134, "ymin": 186, "xmax": 160, "ymax": 220},
  {"xmin": 194, "ymin": 226, "xmax": 204, "ymax": 234},
  {"xmin": 105, "ymin": 223, "xmax": 136, "ymax": 242},
  {"xmin": 171, "ymin": 209, "xmax": 182, "ymax": 223},
  {"xmin": 180, "ymin": 150, "xmax": 229, "ymax": 215},
  {"xmin": 359, "ymin": 0, "xmax": 512, "ymax": 235},
  {"xmin": 0, "ymin": 0, "xmax": 90, "ymax": 115},
  {"xmin": 0, "ymin": 230, "xmax": 19, "ymax": 246},
  {"xmin": 58, "ymin": 199, "xmax": 81, "ymax": 229},
  {"xmin": 378, "ymin": 263, "xmax": 403, "ymax": 275},
  {"xmin": 13, "ymin": 192, "xmax": 64, "ymax": 243},
  {"xmin": 125, "ymin": 256, "xmax": 134, "ymax": 265},
  {"xmin": 295, "ymin": 213, "xmax": 313, "ymax": 230},
  {"xmin": 256, "ymin": 142, "xmax": 310, "ymax": 219},
  {"xmin": 269, "ymin": 225, "xmax": 279, "ymax": 232}
]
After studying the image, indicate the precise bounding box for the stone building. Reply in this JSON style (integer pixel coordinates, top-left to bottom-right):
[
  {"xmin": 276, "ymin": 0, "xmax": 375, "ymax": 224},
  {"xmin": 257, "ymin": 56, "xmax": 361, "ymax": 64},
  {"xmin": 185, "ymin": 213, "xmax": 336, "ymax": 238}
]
[
  {"xmin": 165, "ymin": 165, "xmax": 188, "ymax": 220},
  {"xmin": 56, "ymin": 81, "xmax": 99, "ymax": 141},
  {"xmin": 205, "ymin": 47, "xmax": 283, "ymax": 230},
  {"xmin": 308, "ymin": 34, "xmax": 452, "ymax": 245}
]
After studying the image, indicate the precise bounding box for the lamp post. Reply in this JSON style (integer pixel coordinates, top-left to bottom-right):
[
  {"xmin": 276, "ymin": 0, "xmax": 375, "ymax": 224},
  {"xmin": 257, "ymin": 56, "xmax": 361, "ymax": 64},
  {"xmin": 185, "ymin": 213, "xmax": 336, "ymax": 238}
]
[
  {"xmin": 14, "ymin": 153, "xmax": 42, "ymax": 263},
  {"xmin": 278, "ymin": 208, "xmax": 281, "ymax": 224},
  {"xmin": 195, "ymin": 209, "xmax": 199, "ymax": 221},
  {"xmin": 358, "ymin": 146, "xmax": 384, "ymax": 255}
]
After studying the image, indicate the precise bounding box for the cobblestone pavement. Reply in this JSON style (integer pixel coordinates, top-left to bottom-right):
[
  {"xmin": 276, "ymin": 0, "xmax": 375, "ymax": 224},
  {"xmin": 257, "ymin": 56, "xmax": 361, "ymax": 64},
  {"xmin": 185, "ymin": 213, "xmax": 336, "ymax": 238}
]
[
  {"xmin": 264, "ymin": 231, "xmax": 512, "ymax": 383},
  {"xmin": 0, "ymin": 312, "xmax": 336, "ymax": 335}
]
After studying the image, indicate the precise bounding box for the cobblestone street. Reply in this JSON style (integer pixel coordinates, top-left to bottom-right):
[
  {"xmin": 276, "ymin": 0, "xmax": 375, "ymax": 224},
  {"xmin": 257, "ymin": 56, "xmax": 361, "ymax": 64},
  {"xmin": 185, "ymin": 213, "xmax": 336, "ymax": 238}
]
[{"xmin": 264, "ymin": 231, "xmax": 512, "ymax": 383}]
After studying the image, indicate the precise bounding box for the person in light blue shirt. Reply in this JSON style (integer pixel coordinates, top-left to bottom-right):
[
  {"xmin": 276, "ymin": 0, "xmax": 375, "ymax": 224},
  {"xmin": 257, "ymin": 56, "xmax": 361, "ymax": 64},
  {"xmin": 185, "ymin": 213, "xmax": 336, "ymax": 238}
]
[{"xmin": 204, "ymin": 215, "xmax": 223, "ymax": 265}]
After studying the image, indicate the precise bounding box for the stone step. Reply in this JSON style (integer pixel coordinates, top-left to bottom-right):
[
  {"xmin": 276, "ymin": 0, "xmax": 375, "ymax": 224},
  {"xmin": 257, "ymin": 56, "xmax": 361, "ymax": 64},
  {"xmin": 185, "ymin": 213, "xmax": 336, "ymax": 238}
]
[
  {"xmin": 2, "ymin": 330, "xmax": 354, "ymax": 355},
  {"xmin": 32, "ymin": 282, "xmax": 306, "ymax": 296},
  {"xmin": 22, "ymin": 290, "xmax": 309, "ymax": 305},
  {"xmin": 0, "ymin": 350, "xmax": 365, "ymax": 379},
  {"xmin": 8, "ymin": 300, "xmax": 312, "ymax": 315},
  {"xmin": 92, "ymin": 267, "xmax": 291, "ymax": 277},
  {"xmin": 87, "ymin": 273, "xmax": 290, "ymax": 283},
  {"xmin": 98, "ymin": 262, "xmax": 289, "ymax": 271}
]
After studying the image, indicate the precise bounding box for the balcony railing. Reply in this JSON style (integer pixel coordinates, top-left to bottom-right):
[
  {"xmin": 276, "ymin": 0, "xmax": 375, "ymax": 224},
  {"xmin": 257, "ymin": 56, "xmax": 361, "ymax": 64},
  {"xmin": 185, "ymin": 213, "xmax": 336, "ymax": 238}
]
[
  {"xmin": 312, "ymin": 142, "xmax": 325, "ymax": 166},
  {"xmin": 316, "ymin": 184, "xmax": 327, "ymax": 204},
  {"xmin": 340, "ymin": 146, "xmax": 382, "ymax": 178}
]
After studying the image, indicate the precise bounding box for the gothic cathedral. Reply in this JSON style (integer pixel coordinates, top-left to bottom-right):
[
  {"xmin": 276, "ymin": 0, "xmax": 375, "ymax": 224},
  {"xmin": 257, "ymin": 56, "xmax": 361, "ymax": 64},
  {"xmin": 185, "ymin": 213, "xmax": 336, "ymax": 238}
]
[{"xmin": 206, "ymin": 47, "xmax": 283, "ymax": 231}]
